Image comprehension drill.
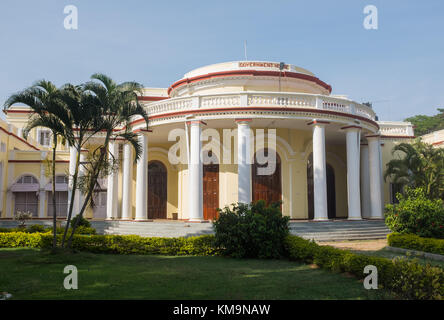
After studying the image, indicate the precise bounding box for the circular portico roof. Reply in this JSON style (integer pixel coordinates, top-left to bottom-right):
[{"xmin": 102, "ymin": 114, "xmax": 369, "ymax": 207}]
[{"xmin": 168, "ymin": 61, "xmax": 332, "ymax": 97}]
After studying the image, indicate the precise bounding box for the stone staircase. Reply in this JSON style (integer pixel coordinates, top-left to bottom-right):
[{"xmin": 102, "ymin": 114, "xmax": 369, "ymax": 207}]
[
  {"xmin": 289, "ymin": 220, "xmax": 391, "ymax": 241},
  {"xmin": 0, "ymin": 219, "xmax": 391, "ymax": 241},
  {"xmin": 91, "ymin": 220, "xmax": 215, "ymax": 238}
]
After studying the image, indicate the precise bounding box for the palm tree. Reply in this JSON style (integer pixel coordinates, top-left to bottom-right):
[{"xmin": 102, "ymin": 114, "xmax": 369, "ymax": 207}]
[
  {"xmin": 66, "ymin": 74, "xmax": 149, "ymax": 247},
  {"xmin": 57, "ymin": 84, "xmax": 106, "ymax": 247},
  {"xmin": 384, "ymin": 139, "xmax": 444, "ymax": 199},
  {"xmin": 4, "ymin": 80, "xmax": 69, "ymax": 249}
]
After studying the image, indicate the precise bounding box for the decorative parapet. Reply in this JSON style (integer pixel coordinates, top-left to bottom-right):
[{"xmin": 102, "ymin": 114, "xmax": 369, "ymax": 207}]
[
  {"xmin": 142, "ymin": 92, "xmax": 377, "ymax": 121},
  {"xmin": 377, "ymin": 121, "xmax": 415, "ymax": 138}
]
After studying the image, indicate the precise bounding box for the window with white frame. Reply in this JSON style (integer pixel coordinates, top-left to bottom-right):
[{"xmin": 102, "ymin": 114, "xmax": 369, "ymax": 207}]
[
  {"xmin": 38, "ymin": 130, "xmax": 51, "ymax": 146},
  {"xmin": 47, "ymin": 191, "xmax": 68, "ymax": 217},
  {"xmin": 55, "ymin": 175, "xmax": 69, "ymax": 184},
  {"xmin": 14, "ymin": 192, "xmax": 39, "ymax": 217},
  {"xmin": 16, "ymin": 175, "xmax": 38, "ymax": 184},
  {"xmin": 0, "ymin": 142, "xmax": 6, "ymax": 152}
]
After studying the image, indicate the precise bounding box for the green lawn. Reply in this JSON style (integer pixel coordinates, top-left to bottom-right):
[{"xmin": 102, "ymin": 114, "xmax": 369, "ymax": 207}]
[{"xmin": 0, "ymin": 248, "xmax": 392, "ymax": 300}]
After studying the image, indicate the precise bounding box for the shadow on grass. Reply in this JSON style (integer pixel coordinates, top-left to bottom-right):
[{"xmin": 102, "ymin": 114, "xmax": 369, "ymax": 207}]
[{"xmin": 0, "ymin": 248, "xmax": 393, "ymax": 300}]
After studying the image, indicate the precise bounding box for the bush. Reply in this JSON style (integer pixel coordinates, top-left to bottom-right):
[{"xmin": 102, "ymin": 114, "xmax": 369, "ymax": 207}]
[
  {"xmin": 0, "ymin": 232, "xmax": 220, "ymax": 256},
  {"xmin": 70, "ymin": 215, "xmax": 91, "ymax": 228},
  {"xmin": 385, "ymin": 188, "xmax": 444, "ymax": 239},
  {"xmin": 284, "ymin": 235, "xmax": 444, "ymax": 300},
  {"xmin": 213, "ymin": 200, "xmax": 289, "ymax": 259},
  {"xmin": 74, "ymin": 226, "xmax": 96, "ymax": 235},
  {"xmin": 388, "ymin": 233, "xmax": 444, "ymax": 256},
  {"xmin": 27, "ymin": 224, "xmax": 47, "ymax": 233}
]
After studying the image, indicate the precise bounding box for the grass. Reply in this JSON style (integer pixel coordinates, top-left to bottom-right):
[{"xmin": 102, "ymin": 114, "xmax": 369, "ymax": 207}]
[{"xmin": 0, "ymin": 248, "xmax": 392, "ymax": 300}]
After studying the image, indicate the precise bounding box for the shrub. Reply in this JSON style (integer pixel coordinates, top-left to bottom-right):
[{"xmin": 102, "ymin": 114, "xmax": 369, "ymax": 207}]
[
  {"xmin": 213, "ymin": 200, "xmax": 289, "ymax": 259},
  {"xmin": 13, "ymin": 210, "xmax": 32, "ymax": 227},
  {"xmin": 74, "ymin": 226, "xmax": 96, "ymax": 235},
  {"xmin": 284, "ymin": 235, "xmax": 443, "ymax": 300},
  {"xmin": 0, "ymin": 232, "xmax": 220, "ymax": 256},
  {"xmin": 27, "ymin": 224, "xmax": 46, "ymax": 233},
  {"xmin": 70, "ymin": 215, "xmax": 91, "ymax": 228},
  {"xmin": 385, "ymin": 188, "xmax": 444, "ymax": 239},
  {"xmin": 388, "ymin": 233, "xmax": 444, "ymax": 256},
  {"xmin": 391, "ymin": 257, "xmax": 444, "ymax": 300}
]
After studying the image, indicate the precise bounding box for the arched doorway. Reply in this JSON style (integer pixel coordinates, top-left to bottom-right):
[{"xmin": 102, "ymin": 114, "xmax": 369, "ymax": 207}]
[
  {"xmin": 252, "ymin": 149, "xmax": 282, "ymax": 206},
  {"xmin": 307, "ymin": 154, "xmax": 336, "ymax": 219},
  {"xmin": 203, "ymin": 163, "xmax": 219, "ymax": 220},
  {"xmin": 148, "ymin": 161, "xmax": 167, "ymax": 219}
]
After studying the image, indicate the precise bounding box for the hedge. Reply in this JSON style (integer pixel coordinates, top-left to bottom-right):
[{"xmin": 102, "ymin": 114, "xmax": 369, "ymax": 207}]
[
  {"xmin": 284, "ymin": 235, "xmax": 444, "ymax": 300},
  {"xmin": 1, "ymin": 232, "xmax": 443, "ymax": 299},
  {"xmin": 0, "ymin": 232, "xmax": 219, "ymax": 256},
  {"xmin": 388, "ymin": 233, "xmax": 444, "ymax": 256}
]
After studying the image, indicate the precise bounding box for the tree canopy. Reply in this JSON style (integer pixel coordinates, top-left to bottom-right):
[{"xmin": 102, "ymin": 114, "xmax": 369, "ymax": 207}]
[{"xmin": 405, "ymin": 108, "xmax": 444, "ymax": 136}]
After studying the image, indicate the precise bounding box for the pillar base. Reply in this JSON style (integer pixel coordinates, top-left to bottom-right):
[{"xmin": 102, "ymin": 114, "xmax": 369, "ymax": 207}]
[
  {"xmin": 187, "ymin": 219, "xmax": 207, "ymax": 223},
  {"xmin": 347, "ymin": 217, "xmax": 362, "ymax": 221},
  {"xmin": 312, "ymin": 218, "xmax": 329, "ymax": 222}
]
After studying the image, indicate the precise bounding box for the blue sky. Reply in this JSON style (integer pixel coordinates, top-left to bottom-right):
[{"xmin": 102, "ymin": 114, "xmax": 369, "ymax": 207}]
[{"xmin": 0, "ymin": 0, "xmax": 443, "ymax": 121}]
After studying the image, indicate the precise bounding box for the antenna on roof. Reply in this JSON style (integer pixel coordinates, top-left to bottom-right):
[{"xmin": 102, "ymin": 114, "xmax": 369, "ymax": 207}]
[{"xmin": 244, "ymin": 40, "xmax": 248, "ymax": 61}]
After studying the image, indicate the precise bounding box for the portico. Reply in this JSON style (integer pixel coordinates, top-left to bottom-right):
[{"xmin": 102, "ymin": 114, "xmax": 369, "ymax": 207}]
[{"xmin": 1, "ymin": 61, "xmax": 414, "ymax": 223}]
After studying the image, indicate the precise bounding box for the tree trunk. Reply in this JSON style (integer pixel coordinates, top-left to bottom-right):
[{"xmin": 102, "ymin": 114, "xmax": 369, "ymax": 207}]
[
  {"xmin": 51, "ymin": 135, "xmax": 57, "ymax": 249},
  {"xmin": 67, "ymin": 134, "xmax": 111, "ymax": 247},
  {"xmin": 62, "ymin": 143, "xmax": 82, "ymax": 247}
]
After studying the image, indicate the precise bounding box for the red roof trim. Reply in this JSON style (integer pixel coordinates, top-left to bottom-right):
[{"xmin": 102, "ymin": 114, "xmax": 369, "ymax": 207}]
[
  {"xmin": 0, "ymin": 127, "xmax": 40, "ymax": 151},
  {"xmin": 381, "ymin": 135, "xmax": 416, "ymax": 139},
  {"xmin": 9, "ymin": 160, "xmax": 69, "ymax": 163},
  {"xmin": 137, "ymin": 96, "xmax": 168, "ymax": 102},
  {"xmin": 167, "ymin": 70, "xmax": 332, "ymax": 95}
]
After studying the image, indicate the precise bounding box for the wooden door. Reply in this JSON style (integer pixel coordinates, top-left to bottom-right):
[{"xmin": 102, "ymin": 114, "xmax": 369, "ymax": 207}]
[
  {"xmin": 203, "ymin": 163, "xmax": 219, "ymax": 220},
  {"xmin": 252, "ymin": 150, "xmax": 281, "ymax": 206},
  {"xmin": 148, "ymin": 161, "xmax": 167, "ymax": 219}
]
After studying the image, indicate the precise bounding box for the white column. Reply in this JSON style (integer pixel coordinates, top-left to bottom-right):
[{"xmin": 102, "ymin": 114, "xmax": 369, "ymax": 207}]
[
  {"xmin": 360, "ymin": 144, "xmax": 371, "ymax": 219},
  {"xmin": 368, "ymin": 136, "xmax": 384, "ymax": 219},
  {"xmin": 39, "ymin": 153, "xmax": 47, "ymax": 218},
  {"xmin": 67, "ymin": 146, "xmax": 79, "ymax": 217},
  {"xmin": 345, "ymin": 128, "xmax": 362, "ymax": 220},
  {"xmin": 237, "ymin": 120, "xmax": 252, "ymax": 204},
  {"xmin": 135, "ymin": 134, "xmax": 148, "ymax": 220},
  {"xmin": 106, "ymin": 142, "xmax": 119, "ymax": 220},
  {"xmin": 312, "ymin": 123, "xmax": 328, "ymax": 220},
  {"xmin": 121, "ymin": 143, "xmax": 133, "ymax": 220},
  {"xmin": 379, "ymin": 142, "xmax": 385, "ymax": 213},
  {"xmin": 188, "ymin": 121, "xmax": 203, "ymax": 221}
]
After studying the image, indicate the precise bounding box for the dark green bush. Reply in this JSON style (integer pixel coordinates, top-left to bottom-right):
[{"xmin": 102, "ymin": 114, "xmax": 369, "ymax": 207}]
[
  {"xmin": 70, "ymin": 215, "xmax": 91, "ymax": 228},
  {"xmin": 385, "ymin": 188, "xmax": 444, "ymax": 239},
  {"xmin": 388, "ymin": 233, "xmax": 444, "ymax": 256},
  {"xmin": 284, "ymin": 235, "xmax": 443, "ymax": 300},
  {"xmin": 27, "ymin": 224, "xmax": 47, "ymax": 233},
  {"xmin": 213, "ymin": 200, "xmax": 289, "ymax": 259}
]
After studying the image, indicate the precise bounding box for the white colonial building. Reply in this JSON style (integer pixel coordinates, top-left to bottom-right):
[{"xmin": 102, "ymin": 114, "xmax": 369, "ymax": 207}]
[{"xmin": 1, "ymin": 61, "xmax": 415, "ymax": 221}]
